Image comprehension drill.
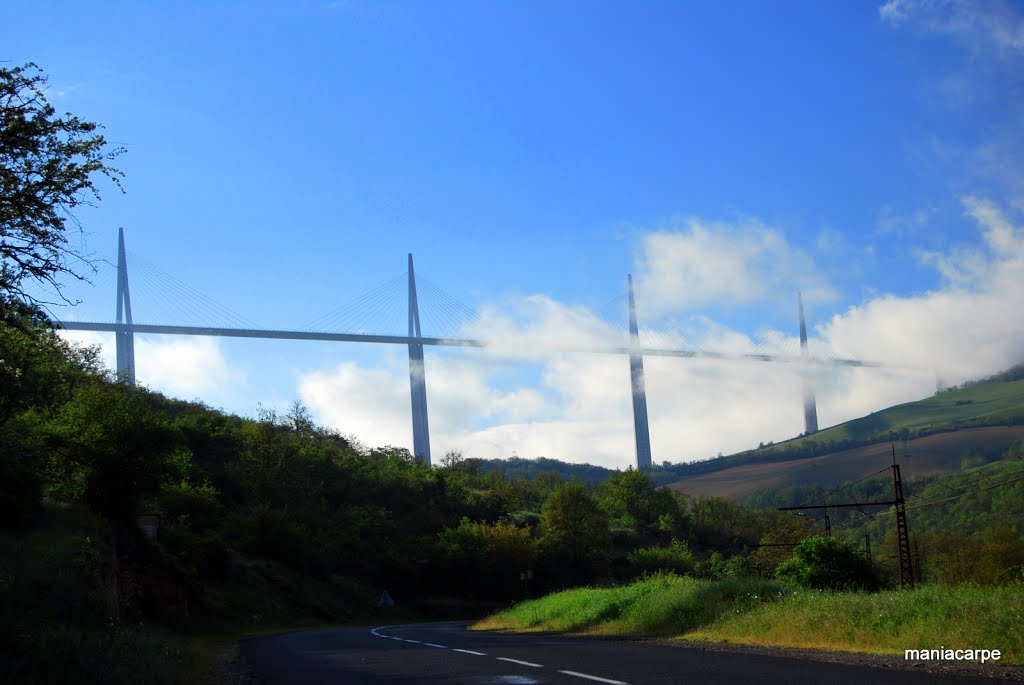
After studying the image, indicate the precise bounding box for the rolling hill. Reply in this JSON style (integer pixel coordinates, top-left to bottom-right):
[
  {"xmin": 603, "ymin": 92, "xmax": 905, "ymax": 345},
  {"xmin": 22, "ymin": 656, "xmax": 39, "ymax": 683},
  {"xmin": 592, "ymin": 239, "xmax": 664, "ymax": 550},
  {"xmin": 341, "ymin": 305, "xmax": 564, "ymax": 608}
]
[
  {"xmin": 662, "ymin": 368, "xmax": 1024, "ymax": 501},
  {"xmin": 665, "ymin": 425, "xmax": 1024, "ymax": 501}
]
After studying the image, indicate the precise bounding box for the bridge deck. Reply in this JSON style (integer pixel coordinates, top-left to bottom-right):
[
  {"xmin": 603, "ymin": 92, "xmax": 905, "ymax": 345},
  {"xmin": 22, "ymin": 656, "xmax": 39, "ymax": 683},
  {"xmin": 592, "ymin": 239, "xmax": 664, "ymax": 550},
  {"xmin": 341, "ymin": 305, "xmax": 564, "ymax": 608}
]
[{"xmin": 56, "ymin": 320, "xmax": 880, "ymax": 367}]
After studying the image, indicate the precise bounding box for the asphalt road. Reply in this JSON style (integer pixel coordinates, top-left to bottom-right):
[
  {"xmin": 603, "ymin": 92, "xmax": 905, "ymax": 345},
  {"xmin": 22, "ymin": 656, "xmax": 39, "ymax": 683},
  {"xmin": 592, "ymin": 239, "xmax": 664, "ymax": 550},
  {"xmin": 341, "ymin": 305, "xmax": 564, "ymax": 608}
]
[{"xmin": 241, "ymin": 620, "xmax": 1004, "ymax": 685}]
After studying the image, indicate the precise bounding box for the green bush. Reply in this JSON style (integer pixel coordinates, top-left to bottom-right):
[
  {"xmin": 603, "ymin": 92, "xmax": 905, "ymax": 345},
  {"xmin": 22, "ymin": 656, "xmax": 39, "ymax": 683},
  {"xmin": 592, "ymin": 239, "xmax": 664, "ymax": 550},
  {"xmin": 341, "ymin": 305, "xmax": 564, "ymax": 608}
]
[
  {"xmin": 628, "ymin": 538, "xmax": 696, "ymax": 576},
  {"xmin": 776, "ymin": 536, "xmax": 880, "ymax": 591}
]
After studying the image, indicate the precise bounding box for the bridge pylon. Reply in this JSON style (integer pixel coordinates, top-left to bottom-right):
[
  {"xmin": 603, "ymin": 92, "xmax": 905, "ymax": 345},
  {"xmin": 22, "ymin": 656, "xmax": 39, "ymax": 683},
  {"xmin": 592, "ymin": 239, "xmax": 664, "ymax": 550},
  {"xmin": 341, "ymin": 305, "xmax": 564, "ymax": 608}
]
[
  {"xmin": 115, "ymin": 227, "xmax": 136, "ymax": 384},
  {"xmin": 798, "ymin": 292, "xmax": 818, "ymax": 435},
  {"xmin": 407, "ymin": 254, "xmax": 431, "ymax": 464},
  {"xmin": 628, "ymin": 275, "xmax": 653, "ymax": 471}
]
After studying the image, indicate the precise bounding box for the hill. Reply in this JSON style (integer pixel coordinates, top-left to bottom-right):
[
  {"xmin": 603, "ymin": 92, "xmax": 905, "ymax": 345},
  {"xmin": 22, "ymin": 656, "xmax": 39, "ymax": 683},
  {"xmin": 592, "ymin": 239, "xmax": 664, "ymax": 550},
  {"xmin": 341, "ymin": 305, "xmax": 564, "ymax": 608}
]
[
  {"xmin": 475, "ymin": 455, "xmax": 613, "ymax": 484},
  {"xmin": 661, "ymin": 367, "xmax": 1024, "ymax": 499},
  {"xmin": 666, "ymin": 425, "xmax": 1024, "ymax": 501}
]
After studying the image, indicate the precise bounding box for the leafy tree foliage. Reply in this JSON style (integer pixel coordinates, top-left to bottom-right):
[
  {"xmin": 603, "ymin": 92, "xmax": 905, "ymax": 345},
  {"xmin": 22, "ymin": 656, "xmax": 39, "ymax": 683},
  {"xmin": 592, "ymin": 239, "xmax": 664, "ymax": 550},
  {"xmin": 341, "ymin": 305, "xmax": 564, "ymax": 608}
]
[
  {"xmin": 776, "ymin": 536, "xmax": 880, "ymax": 591},
  {"xmin": 540, "ymin": 482, "xmax": 610, "ymax": 581},
  {"xmin": 44, "ymin": 380, "xmax": 183, "ymax": 521},
  {"xmin": 917, "ymin": 526, "xmax": 1024, "ymax": 586},
  {"xmin": 1, "ymin": 62, "xmax": 124, "ymax": 315},
  {"xmin": 0, "ymin": 315, "xmax": 101, "ymax": 524},
  {"xmin": 436, "ymin": 517, "xmax": 538, "ymax": 598},
  {"xmin": 0, "ymin": 314, "xmax": 100, "ymax": 422},
  {"xmin": 627, "ymin": 538, "xmax": 696, "ymax": 576}
]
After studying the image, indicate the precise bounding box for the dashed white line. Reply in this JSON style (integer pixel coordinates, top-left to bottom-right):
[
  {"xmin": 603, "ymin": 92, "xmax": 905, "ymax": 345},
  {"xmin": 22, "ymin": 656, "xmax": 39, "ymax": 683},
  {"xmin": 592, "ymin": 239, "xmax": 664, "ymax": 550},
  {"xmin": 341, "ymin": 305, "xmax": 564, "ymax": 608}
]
[
  {"xmin": 496, "ymin": 657, "xmax": 544, "ymax": 668},
  {"xmin": 370, "ymin": 626, "xmax": 627, "ymax": 685},
  {"xmin": 558, "ymin": 670, "xmax": 629, "ymax": 685}
]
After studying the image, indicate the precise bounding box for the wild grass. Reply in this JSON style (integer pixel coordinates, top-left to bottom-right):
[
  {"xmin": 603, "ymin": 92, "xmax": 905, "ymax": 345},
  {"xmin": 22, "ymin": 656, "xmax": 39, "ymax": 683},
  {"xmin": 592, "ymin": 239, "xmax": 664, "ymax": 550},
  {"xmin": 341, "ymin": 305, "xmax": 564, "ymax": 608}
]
[
  {"xmin": 690, "ymin": 583, "xmax": 1024, "ymax": 663},
  {"xmin": 759, "ymin": 378, "xmax": 1024, "ymax": 455},
  {"xmin": 474, "ymin": 574, "xmax": 783, "ymax": 637},
  {"xmin": 473, "ymin": 575, "xmax": 1024, "ymax": 665}
]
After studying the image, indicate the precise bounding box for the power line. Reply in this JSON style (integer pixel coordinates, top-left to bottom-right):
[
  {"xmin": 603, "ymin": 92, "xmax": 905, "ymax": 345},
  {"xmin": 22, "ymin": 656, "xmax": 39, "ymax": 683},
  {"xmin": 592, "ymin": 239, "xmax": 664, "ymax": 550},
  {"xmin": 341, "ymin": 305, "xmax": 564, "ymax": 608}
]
[
  {"xmin": 794, "ymin": 466, "xmax": 890, "ymax": 509},
  {"xmin": 870, "ymin": 470, "xmax": 1024, "ymax": 516}
]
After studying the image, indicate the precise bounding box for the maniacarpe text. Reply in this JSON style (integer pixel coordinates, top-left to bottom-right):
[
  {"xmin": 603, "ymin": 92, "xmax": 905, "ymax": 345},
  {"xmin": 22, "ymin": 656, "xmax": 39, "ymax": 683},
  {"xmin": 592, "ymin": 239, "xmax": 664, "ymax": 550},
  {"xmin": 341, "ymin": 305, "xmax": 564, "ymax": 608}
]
[{"xmin": 905, "ymin": 648, "xmax": 1001, "ymax": 663}]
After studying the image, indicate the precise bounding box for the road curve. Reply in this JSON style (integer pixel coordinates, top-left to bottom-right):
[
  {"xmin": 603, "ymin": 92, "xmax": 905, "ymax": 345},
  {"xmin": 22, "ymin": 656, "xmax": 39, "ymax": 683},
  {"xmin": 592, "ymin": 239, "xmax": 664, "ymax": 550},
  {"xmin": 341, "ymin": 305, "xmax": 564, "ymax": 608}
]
[{"xmin": 240, "ymin": 620, "xmax": 1000, "ymax": 684}]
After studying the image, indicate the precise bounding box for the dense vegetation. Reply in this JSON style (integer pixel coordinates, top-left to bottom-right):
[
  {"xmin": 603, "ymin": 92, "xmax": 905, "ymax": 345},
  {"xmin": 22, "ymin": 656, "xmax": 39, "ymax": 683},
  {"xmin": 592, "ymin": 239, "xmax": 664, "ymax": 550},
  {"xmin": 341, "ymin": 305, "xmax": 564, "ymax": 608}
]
[
  {"xmin": 744, "ymin": 443, "xmax": 1024, "ymax": 587},
  {"xmin": 0, "ymin": 312, "xmax": 820, "ymax": 682},
  {"xmin": 4, "ymin": 312, "xmax": 1024, "ymax": 682},
  {"xmin": 5, "ymin": 319, "xmax": 1024, "ymax": 682}
]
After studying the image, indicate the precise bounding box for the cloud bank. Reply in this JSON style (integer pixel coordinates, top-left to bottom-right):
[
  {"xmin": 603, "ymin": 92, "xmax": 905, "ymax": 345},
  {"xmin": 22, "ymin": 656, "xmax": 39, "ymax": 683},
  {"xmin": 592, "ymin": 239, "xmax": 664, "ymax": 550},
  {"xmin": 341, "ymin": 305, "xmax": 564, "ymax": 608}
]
[{"xmin": 298, "ymin": 201, "xmax": 1024, "ymax": 468}]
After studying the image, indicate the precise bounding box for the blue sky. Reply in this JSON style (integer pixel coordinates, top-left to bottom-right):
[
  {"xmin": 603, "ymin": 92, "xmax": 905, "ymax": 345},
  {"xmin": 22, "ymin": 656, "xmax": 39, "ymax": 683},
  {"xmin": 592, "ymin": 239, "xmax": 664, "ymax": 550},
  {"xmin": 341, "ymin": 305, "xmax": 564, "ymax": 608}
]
[{"xmin": 4, "ymin": 0, "xmax": 1023, "ymax": 467}]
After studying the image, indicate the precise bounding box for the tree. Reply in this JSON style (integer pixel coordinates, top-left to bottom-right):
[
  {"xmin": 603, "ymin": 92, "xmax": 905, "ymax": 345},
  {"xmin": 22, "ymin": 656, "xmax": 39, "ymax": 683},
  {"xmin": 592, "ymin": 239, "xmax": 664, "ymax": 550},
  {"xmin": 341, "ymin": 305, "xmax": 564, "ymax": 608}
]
[
  {"xmin": 1, "ymin": 62, "xmax": 124, "ymax": 318},
  {"xmin": 775, "ymin": 536, "xmax": 880, "ymax": 591},
  {"xmin": 45, "ymin": 380, "xmax": 184, "ymax": 521},
  {"xmin": 540, "ymin": 482, "xmax": 610, "ymax": 579}
]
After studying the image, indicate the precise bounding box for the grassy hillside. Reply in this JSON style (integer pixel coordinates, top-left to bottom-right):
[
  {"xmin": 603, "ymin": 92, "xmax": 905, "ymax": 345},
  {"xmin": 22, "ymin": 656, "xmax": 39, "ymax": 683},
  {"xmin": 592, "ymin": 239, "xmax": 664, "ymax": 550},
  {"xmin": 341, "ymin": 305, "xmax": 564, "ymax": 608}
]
[
  {"xmin": 659, "ymin": 370, "xmax": 1024, "ymax": 496},
  {"xmin": 473, "ymin": 574, "xmax": 1024, "ymax": 665},
  {"xmin": 667, "ymin": 426, "xmax": 1024, "ymax": 501},
  {"xmin": 774, "ymin": 377, "xmax": 1024, "ymax": 450}
]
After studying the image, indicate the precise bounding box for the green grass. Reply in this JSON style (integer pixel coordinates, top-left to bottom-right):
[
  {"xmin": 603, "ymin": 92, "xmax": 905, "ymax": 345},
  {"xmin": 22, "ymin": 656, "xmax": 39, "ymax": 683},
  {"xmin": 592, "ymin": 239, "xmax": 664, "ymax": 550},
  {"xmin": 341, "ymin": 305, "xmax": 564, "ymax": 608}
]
[
  {"xmin": 473, "ymin": 576, "xmax": 1024, "ymax": 664},
  {"xmin": 762, "ymin": 379, "xmax": 1024, "ymax": 454},
  {"xmin": 690, "ymin": 584, "xmax": 1024, "ymax": 662},
  {"xmin": 474, "ymin": 574, "xmax": 784, "ymax": 637}
]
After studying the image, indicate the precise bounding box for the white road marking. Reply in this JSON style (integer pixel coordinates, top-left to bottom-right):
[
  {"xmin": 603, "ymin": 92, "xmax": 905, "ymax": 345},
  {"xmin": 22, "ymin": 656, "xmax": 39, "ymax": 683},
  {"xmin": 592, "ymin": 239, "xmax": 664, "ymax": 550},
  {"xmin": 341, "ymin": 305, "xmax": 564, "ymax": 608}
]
[
  {"xmin": 558, "ymin": 670, "xmax": 629, "ymax": 685},
  {"xmin": 496, "ymin": 657, "xmax": 544, "ymax": 668},
  {"xmin": 370, "ymin": 625, "xmax": 627, "ymax": 685}
]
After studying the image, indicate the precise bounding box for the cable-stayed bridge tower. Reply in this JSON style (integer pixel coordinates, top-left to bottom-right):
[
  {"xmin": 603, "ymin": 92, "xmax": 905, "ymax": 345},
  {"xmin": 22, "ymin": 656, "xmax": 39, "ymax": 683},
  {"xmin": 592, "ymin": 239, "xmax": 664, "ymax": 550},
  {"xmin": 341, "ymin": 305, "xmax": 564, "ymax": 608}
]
[
  {"xmin": 114, "ymin": 227, "xmax": 136, "ymax": 384},
  {"xmin": 407, "ymin": 254, "xmax": 431, "ymax": 463},
  {"xmin": 627, "ymin": 274, "xmax": 653, "ymax": 471},
  {"xmin": 798, "ymin": 292, "xmax": 819, "ymax": 435}
]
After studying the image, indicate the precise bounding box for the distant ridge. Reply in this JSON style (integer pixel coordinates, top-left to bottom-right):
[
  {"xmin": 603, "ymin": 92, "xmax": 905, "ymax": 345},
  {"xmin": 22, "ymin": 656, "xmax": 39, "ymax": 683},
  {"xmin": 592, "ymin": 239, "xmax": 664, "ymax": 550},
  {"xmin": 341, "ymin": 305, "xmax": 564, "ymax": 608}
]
[
  {"xmin": 462, "ymin": 365, "xmax": 1024, "ymax": 493},
  {"xmin": 661, "ymin": 364, "xmax": 1024, "ymax": 499},
  {"xmin": 666, "ymin": 364, "xmax": 1024, "ymax": 480}
]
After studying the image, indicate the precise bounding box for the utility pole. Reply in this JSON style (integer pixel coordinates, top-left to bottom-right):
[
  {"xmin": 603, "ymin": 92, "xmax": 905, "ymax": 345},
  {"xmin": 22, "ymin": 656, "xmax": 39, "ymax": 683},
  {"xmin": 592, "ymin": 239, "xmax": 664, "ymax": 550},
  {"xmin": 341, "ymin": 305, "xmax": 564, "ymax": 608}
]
[
  {"xmin": 823, "ymin": 508, "xmax": 831, "ymax": 538},
  {"xmin": 864, "ymin": 534, "xmax": 872, "ymax": 564},
  {"xmin": 891, "ymin": 443, "xmax": 914, "ymax": 589},
  {"xmin": 779, "ymin": 453, "xmax": 918, "ymax": 590}
]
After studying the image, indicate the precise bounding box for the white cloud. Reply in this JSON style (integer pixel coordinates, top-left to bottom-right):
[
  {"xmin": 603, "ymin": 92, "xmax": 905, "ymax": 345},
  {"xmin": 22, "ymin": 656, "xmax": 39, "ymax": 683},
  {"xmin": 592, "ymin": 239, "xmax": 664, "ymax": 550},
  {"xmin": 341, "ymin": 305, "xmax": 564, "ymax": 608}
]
[
  {"xmin": 877, "ymin": 204, "xmax": 930, "ymax": 237},
  {"xmin": 136, "ymin": 336, "xmax": 245, "ymax": 399},
  {"xmin": 57, "ymin": 330, "xmax": 245, "ymax": 401},
  {"xmin": 298, "ymin": 362, "xmax": 412, "ymax": 450},
  {"xmin": 460, "ymin": 295, "xmax": 626, "ymax": 358},
  {"xmin": 822, "ymin": 197, "xmax": 1024, "ymax": 381},
  {"xmin": 297, "ymin": 204, "xmax": 1024, "ymax": 469},
  {"xmin": 880, "ymin": 0, "xmax": 1024, "ymax": 56},
  {"xmin": 634, "ymin": 219, "xmax": 836, "ymax": 317}
]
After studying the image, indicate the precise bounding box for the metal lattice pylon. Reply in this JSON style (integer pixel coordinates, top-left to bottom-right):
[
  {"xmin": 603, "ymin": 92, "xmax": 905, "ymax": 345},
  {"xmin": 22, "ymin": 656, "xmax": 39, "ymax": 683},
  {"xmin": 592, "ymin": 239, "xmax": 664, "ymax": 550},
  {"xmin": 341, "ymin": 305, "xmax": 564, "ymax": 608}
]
[{"xmin": 891, "ymin": 451, "xmax": 915, "ymax": 589}]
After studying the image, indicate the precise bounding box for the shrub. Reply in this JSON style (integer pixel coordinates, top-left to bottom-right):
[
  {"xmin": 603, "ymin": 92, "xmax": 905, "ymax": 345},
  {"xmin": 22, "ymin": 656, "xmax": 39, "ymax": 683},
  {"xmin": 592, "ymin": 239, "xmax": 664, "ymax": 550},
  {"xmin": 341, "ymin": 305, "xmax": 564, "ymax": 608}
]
[
  {"xmin": 628, "ymin": 538, "xmax": 696, "ymax": 576},
  {"xmin": 775, "ymin": 536, "xmax": 880, "ymax": 591}
]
